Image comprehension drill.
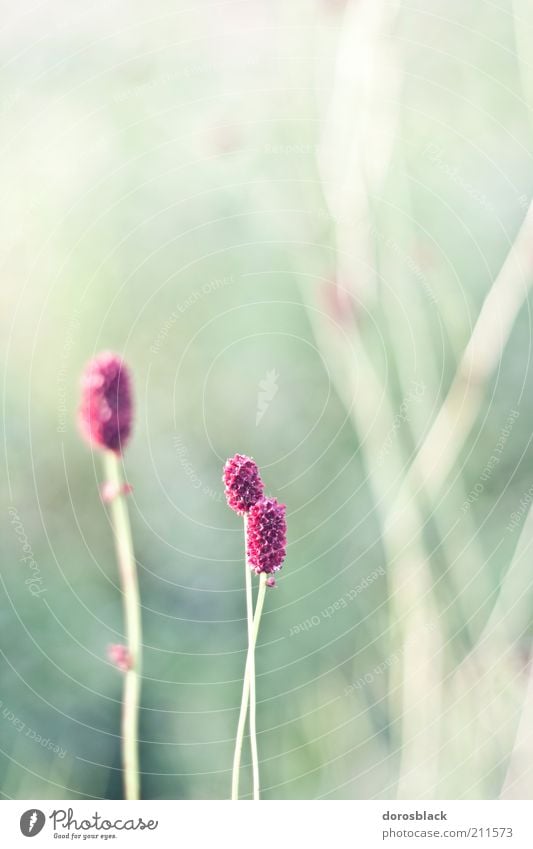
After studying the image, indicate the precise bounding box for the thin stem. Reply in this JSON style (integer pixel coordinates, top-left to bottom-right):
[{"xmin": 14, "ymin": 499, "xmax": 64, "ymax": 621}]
[
  {"xmin": 244, "ymin": 518, "xmax": 260, "ymax": 800},
  {"xmin": 103, "ymin": 450, "xmax": 142, "ymax": 801},
  {"xmin": 231, "ymin": 572, "xmax": 267, "ymax": 800}
]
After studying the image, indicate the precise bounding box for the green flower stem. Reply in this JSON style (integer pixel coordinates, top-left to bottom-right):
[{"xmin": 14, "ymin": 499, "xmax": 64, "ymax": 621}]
[
  {"xmin": 231, "ymin": 570, "xmax": 267, "ymax": 800},
  {"xmin": 104, "ymin": 450, "xmax": 142, "ymax": 801},
  {"xmin": 244, "ymin": 517, "xmax": 261, "ymax": 801}
]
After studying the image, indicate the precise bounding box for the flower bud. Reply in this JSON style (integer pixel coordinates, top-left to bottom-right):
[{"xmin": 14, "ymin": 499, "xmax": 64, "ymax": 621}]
[
  {"xmin": 223, "ymin": 454, "xmax": 264, "ymax": 514},
  {"xmin": 107, "ymin": 643, "xmax": 131, "ymax": 671}
]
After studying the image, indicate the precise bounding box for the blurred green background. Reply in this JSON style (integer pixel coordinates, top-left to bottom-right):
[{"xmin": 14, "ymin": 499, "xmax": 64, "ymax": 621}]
[{"xmin": 1, "ymin": 0, "xmax": 533, "ymax": 800}]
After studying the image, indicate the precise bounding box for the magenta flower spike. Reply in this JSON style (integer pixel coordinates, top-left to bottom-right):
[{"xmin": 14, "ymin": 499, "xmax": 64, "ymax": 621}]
[
  {"xmin": 78, "ymin": 351, "xmax": 133, "ymax": 454},
  {"xmin": 247, "ymin": 497, "xmax": 287, "ymax": 576},
  {"xmin": 223, "ymin": 453, "xmax": 264, "ymax": 514}
]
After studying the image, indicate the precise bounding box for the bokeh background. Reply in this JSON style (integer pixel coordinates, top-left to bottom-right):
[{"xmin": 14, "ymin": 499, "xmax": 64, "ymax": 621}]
[{"xmin": 2, "ymin": 0, "xmax": 533, "ymax": 800}]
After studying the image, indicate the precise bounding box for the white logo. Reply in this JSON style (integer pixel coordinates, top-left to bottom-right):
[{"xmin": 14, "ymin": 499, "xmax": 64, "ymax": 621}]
[{"xmin": 256, "ymin": 369, "xmax": 279, "ymax": 426}]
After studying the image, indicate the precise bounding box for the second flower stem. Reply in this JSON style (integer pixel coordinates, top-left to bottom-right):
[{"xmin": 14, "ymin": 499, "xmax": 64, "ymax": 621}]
[
  {"xmin": 231, "ymin": 568, "xmax": 267, "ymax": 800},
  {"xmin": 104, "ymin": 450, "xmax": 142, "ymax": 801},
  {"xmin": 244, "ymin": 517, "xmax": 261, "ymax": 800}
]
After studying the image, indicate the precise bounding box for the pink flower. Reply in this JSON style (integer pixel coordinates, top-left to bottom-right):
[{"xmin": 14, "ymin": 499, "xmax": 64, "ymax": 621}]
[
  {"xmin": 247, "ymin": 497, "xmax": 287, "ymax": 575},
  {"xmin": 107, "ymin": 643, "xmax": 131, "ymax": 672},
  {"xmin": 223, "ymin": 454, "xmax": 264, "ymax": 514},
  {"xmin": 78, "ymin": 352, "xmax": 133, "ymax": 454}
]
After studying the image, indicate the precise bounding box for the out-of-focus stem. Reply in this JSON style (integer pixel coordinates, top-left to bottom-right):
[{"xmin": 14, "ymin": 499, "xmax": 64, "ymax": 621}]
[
  {"xmin": 390, "ymin": 202, "xmax": 533, "ymax": 792},
  {"xmin": 303, "ymin": 0, "xmax": 533, "ymax": 801},
  {"xmin": 297, "ymin": 291, "xmax": 443, "ymax": 796},
  {"xmin": 103, "ymin": 450, "xmax": 142, "ymax": 801},
  {"xmin": 231, "ymin": 572, "xmax": 267, "ymax": 801},
  {"xmin": 398, "ymin": 200, "xmax": 533, "ymax": 505},
  {"xmin": 513, "ymin": 0, "xmax": 533, "ymax": 135},
  {"xmin": 316, "ymin": 0, "xmax": 402, "ymax": 307},
  {"xmin": 501, "ymin": 660, "xmax": 533, "ymax": 798}
]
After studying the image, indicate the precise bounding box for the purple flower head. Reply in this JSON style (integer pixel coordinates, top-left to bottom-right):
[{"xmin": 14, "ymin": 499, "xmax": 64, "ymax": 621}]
[
  {"xmin": 78, "ymin": 352, "xmax": 133, "ymax": 454},
  {"xmin": 223, "ymin": 454, "xmax": 264, "ymax": 514},
  {"xmin": 247, "ymin": 496, "xmax": 287, "ymax": 575}
]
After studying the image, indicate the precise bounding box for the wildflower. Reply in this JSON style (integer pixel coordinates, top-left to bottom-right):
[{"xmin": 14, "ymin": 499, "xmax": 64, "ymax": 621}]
[
  {"xmin": 223, "ymin": 453, "xmax": 264, "ymax": 514},
  {"xmin": 78, "ymin": 352, "xmax": 133, "ymax": 454},
  {"xmin": 247, "ymin": 497, "xmax": 287, "ymax": 575}
]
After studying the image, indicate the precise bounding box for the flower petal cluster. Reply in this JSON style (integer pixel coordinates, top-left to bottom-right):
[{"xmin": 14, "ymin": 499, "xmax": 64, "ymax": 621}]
[
  {"xmin": 247, "ymin": 497, "xmax": 287, "ymax": 576},
  {"xmin": 79, "ymin": 352, "xmax": 133, "ymax": 454},
  {"xmin": 223, "ymin": 454, "xmax": 264, "ymax": 514}
]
